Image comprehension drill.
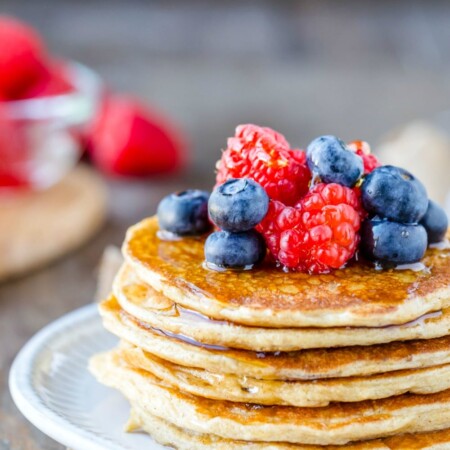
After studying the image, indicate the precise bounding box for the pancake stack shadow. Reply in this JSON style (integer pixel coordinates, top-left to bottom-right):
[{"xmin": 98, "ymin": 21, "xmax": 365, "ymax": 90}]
[{"xmin": 90, "ymin": 217, "xmax": 450, "ymax": 449}]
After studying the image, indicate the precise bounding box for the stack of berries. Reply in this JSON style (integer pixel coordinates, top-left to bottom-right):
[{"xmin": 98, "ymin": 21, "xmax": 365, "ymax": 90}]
[
  {"xmin": 205, "ymin": 178, "xmax": 268, "ymax": 269},
  {"xmin": 157, "ymin": 124, "xmax": 448, "ymax": 275}
]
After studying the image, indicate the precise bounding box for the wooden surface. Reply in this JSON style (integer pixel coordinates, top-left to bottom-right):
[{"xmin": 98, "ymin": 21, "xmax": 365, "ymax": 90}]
[
  {"xmin": 0, "ymin": 166, "xmax": 107, "ymax": 282},
  {"xmin": 1, "ymin": 0, "xmax": 450, "ymax": 449}
]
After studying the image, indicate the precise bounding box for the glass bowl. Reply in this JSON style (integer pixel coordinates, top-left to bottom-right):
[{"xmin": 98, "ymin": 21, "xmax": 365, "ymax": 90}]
[{"xmin": 0, "ymin": 62, "xmax": 102, "ymax": 191}]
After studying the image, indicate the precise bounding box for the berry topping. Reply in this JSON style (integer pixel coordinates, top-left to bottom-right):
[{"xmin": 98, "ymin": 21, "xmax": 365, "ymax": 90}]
[
  {"xmin": 361, "ymin": 165, "xmax": 428, "ymax": 224},
  {"xmin": 208, "ymin": 178, "xmax": 269, "ymax": 232},
  {"xmin": 347, "ymin": 140, "xmax": 381, "ymax": 174},
  {"xmin": 361, "ymin": 219, "xmax": 428, "ymax": 265},
  {"xmin": 420, "ymin": 200, "xmax": 448, "ymax": 244},
  {"xmin": 256, "ymin": 183, "xmax": 362, "ymax": 274},
  {"xmin": 306, "ymin": 135, "xmax": 364, "ymax": 187},
  {"xmin": 157, "ymin": 190, "xmax": 211, "ymax": 236},
  {"xmin": 204, "ymin": 230, "xmax": 266, "ymax": 269},
  {"xmin": 216, "ymin": 124, "xmax": 311, "ymax": 206}
]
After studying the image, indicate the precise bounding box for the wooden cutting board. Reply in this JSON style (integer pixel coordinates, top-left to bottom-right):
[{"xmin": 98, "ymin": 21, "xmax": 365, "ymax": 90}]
[{"xmin": 0, "ymin": 165, "xmax": 107, "ymax": 282}]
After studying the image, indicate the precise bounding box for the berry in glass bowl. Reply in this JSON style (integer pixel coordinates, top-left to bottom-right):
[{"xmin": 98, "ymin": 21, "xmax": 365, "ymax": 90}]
[{"xmin": 0, "ymin": 61, "xmax": 102, "ymax": 191}]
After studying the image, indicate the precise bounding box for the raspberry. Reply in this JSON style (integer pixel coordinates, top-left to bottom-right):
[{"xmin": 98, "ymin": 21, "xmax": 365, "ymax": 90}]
[
  {"xmin": 0, "ymin": 16, "xmax": 49, "ymax": 99},
  {"xmin": 347, "ymin": 140, "xmax": 381, "ymax": 174},
  {"xmin": 256, "ymin": 183, "xmax": 362, "ymax": 274},
  {"xmin": 216, "ymin": 124, "xmax": 311, "ymax": 206},
  {"xmin": 87, "ymin": 94, "xmax": 187, "ymax": 176},
  {"xmin": 20, "ymin": 61, "xmax": 74, "ymax": 99}
]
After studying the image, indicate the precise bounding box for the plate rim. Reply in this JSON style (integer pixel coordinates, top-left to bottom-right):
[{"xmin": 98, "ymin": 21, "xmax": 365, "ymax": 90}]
[{"xmin": 9, "ymin": 303, "xmax": 134, "ymax": 450}]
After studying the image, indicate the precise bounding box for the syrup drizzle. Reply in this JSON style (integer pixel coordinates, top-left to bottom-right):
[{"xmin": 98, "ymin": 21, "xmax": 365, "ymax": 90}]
[
  {"xmin": 124, "ymin": 311, "xmax": 232, "ymax": 352},
  {"xmin": 157, "ymin": 230, "xmax": 183, "ymax": 242},
  {"xmin": 202, "ymin": 261, "xmax": 255, "ymax": 273},
  {"xmin": 394, "ymin": 262, "xmax": 430, "ymax": 273},
  {"xmin": 430, "ymin": 240, "xmax": 450, "ymax": 251},
  {"xmin": 380, "ymin": 310, "xmax": 443, "ymax": 330},
  {"xmin": 374, "ymin": 261, "xmax": 430, "ymax": 273}
]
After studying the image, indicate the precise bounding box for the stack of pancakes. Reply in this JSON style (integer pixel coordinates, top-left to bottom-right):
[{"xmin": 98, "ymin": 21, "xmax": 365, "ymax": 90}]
[{"xmin": 90, "ymin": 216, "xmax": 450, "ymax": 449}]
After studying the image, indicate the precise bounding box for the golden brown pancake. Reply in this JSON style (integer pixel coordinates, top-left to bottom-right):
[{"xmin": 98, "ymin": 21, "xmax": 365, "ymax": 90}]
[
  {"xmin": 90, "ymin": 351, "xmax": 450, "ymax": 446},
  {"xmin": 100, "ymin": 296, "xmax": 450, "ymax": 380},
  {"xmin": 123, "ymin": 217, "xmax": 450, "ymax": 328},
  {"xmin": 93, "ymin": 215, "xmax": 450, "ymax": 448},
  {"xmin": 119, "ymin": 342, "xmax": 450, "ymax": 407},
  {"xmin": 127, "ymin": 407, "xmax": 450, "ymax": 449},
  {"xmin": 114, "ymin": 263, "xmax": 450, "ymax": 351}
]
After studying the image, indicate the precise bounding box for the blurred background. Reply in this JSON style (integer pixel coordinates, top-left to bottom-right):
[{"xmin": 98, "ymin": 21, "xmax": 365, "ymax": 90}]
[
  {"xmin": 1, "ymin": 1, "xmax": 450, "ymax": 448},
  {"xmin": 4, "ymin": 0, "xmax": 450, "ymax": 180}
]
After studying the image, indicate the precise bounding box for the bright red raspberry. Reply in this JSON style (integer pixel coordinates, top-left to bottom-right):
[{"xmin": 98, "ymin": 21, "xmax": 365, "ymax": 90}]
[
  {"xmin": 0, "ymin": 16, "xmax": 49, "ymax": 100},
  {"xmin": 86, "ymin": 94, "xmax": 187, "ymax": 177},
  {"xmin": 347, "ymin": 140, "xmax": 381, "ymax": 174},
  {"xmin": 216, "ymin": 124, "xmax": 311, "ymax": 206},
  {"xmin": 256, "ymin": 183, "xmax": 362, "ymax": 274}
]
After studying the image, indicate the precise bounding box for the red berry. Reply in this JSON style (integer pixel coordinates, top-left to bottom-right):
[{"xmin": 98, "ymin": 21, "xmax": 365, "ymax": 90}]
[
  {"xmin": 87, "ymin": 95, "xmax": 187, "ymax": 177},
  {"xmin": 347, "ymin": 140, "xmax": 381, "ymax": 174},
  {"xmin": 216, "ymin": 124, "xmax": 311, "ymax": 206},
  {"xmin": 20, "ymin": 61, "xmax": 74, "ymax": 99},
  {"xmin": 256, "ymin": 183, "xmax": 362, "ymax": 274},
  {"xmin": 0, "ymin": 16, "xmax": 49, "ymax": 100},
  {"xmin": 0, "ymin": 105, "xmax": 29, "ymax": 188}
]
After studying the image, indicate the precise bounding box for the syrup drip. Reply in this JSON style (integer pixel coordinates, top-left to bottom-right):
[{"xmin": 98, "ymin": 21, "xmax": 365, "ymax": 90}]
[
  {"xmin": 381, "ymin": 310, "xmax": 443, "ymax": 330},
  {"xmin": 123, "ymin": 310, "xmax": 290, "ymax": 358},
  {"xmin": 202, "ymin": 261, "xmax": 255, "ymax": 273},
  {"xmin": 157, "ymin": 230, "xmax": 183, "ymax": 242},
  {"xmin": 125, "ymin": 311, "xmax": 232, "ymax": 352},
  {"xmin": 430, "ymin": 240, "xmax": 450, "ymax": 251},
  {"xmin": 394, "ymin": 262, "xmax": 430, "ymax": 273},
  {"xmin": 398, "ymin": 310, "xmax": 443, "ymax": 328},
  {"xmin": 154, "ymin": 327, "xmax": 232, "ymax": 352},
  {"xmin": 374, "ymin": 261, "xmax": 430, "ymax": 273},
  {"xmin": 171, "ymin": 303, "xmax": 230, "ymax": 326}
]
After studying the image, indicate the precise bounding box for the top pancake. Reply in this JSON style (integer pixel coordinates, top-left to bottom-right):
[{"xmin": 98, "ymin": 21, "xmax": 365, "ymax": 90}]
[{"xmin": 123, "ymin": 217, "xmax": 450, "ymax": 328}]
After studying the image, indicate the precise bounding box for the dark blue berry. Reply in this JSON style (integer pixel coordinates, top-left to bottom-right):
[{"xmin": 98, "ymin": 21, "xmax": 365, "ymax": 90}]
[
  {"xmin": 157, "ymin": 189, "xmax": 211, "ymax": 236},
  {"xmin": 361, "ymin": 219, "xmax": 428, "ymax": 265},
  {"xmin": 208, "ymin": 178, "xmax": 269, "ymax": 232},
  {"xmin": 204, "ymin": 230, "xmax": 266, "ymax": 269},
  {"xmin": 420, "ymin": 200, "xmax": 448, "ymax": 244},
  {"xmin": 361, "ymin": 165, "xmax": 428, "ymax": 224},
  {"xmin": 306, "ymin": 135, "xmax": 364, "ymax": 187}
]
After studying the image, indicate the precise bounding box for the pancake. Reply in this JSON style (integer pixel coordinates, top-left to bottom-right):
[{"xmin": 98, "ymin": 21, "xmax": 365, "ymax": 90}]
[
  {"xmin": 114, "ymin": 263, "xmax": 450, "ymax": 351},
  {"xmin": 90, "ymin": 351, "xmax": 450, "ymax": 446},
  {"xmin": 123, "ymin": 217, "xmax": 450, "ymax": 328},
  {"xmin": 118, "ymin": 343, "xmax": 450, "ymax": 407},
  {"xmin": 100, "ymin": 296, "xmax": 450, "ymax": 380},
  {"xmin": 127, "ymin": 407, "xmax": 450, "ymax": 449}
]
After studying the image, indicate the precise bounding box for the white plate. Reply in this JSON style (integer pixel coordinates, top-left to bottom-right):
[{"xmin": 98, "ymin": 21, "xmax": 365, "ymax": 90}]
[{"xmin": 9, "ymin": 304, "xmax": 166, "ymax": 450}]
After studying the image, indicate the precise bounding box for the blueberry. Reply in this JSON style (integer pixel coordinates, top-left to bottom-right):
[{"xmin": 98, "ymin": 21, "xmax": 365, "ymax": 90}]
[
  {"xmin": 157, "ymin": 189, "xmax": 211, "ymax": 236},
  {"xmin": 361, "ymin": 219, "xmax": 428, "ymax": 265},
  {"xmin": 420, "ymin": 200, "xmax": 448, "ymax": 244},
  {"xmin": 208, "ymin": 178, "xmax": 269, "ymax": 232},
  {"xmin": 306, "ymin": 135, "xmax": 364, "ymax": 187},
  {"xmin": 204, "ymin": 230, "xmax": 266, "ymax": 269},
  {"xmin": 361, "ymin": 165, "xmax": 428, "ymax": 224}
]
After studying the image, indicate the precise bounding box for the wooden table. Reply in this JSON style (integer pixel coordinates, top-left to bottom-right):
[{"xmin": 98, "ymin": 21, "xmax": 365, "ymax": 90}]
[{"xmin": 2, "ymin": 0, "xmax": 450, "ymax": 448}]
